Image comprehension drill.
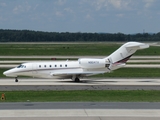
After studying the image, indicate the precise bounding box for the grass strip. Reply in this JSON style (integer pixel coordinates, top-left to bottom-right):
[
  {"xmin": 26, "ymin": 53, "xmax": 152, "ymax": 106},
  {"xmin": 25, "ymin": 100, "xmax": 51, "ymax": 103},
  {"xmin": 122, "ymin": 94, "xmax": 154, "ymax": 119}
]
[
  {"xmin": 0, "ymin": 90, "xmax": 160, "ymax": 102},
  {"xmin": 0, "ymin": 44, "xmax": 159, "ymax": 56},
  {"xmin": 0, "ymin": 58, "xmax": 77, "ymax": 61},
  {"xmin": 93, "ymin": 68, "xmax": 160, "ymax": 78}
]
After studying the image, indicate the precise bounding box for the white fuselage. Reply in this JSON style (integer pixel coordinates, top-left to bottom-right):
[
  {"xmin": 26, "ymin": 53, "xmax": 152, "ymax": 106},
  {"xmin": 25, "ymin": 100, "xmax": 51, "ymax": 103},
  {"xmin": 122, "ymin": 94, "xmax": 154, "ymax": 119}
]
[{"xmin": 3, "ymin": 60, "xmax": 109, "ymax": 79}]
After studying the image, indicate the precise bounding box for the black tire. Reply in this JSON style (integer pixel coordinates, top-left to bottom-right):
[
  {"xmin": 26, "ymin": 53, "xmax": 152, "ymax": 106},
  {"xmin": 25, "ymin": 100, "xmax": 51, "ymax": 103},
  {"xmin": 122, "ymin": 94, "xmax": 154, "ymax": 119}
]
[
  {"xmin": 75, "ymin": 77, "xmax": 80, "ymax": 82},
  {"xmin": 15, "ymin": 78, "xmax": 18, "ymax": 82}
]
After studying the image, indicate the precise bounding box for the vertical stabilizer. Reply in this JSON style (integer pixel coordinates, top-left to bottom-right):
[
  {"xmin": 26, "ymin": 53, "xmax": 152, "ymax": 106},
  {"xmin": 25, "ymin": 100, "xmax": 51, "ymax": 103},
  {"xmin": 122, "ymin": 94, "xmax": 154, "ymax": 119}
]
[{"xmin": 104, "ymin": 42, "xmax": 149, "ymax": 70}]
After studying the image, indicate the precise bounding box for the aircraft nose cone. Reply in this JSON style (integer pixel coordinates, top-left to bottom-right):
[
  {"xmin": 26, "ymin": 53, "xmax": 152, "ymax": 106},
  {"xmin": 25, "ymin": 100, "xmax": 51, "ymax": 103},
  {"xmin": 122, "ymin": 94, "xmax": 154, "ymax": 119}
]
[
  {"xmin": 3, "ymin": 71, "xmax": 7, "ymax": 75},
  {"xmin": 3, "ymin": 71, "xmax": 9, "ymax": 76},
  {"xmin": 3, "ymin": 69, "xmax": 17, "ymax": 77}
]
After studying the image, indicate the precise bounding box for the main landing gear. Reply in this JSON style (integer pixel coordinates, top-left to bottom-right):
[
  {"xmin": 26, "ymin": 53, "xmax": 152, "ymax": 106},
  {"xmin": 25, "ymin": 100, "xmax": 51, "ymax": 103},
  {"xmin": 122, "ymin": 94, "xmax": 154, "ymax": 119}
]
[
  {"xmin": 72, "ymin": 75, "xmax": 80, "ymax": 82},
  {"xmin": 15, "ymin": 77, "xmax": 18, "ymax": 82},
  {"xmin": 75, "ymin": 77, "xmax": 80, "ymax": 82}
]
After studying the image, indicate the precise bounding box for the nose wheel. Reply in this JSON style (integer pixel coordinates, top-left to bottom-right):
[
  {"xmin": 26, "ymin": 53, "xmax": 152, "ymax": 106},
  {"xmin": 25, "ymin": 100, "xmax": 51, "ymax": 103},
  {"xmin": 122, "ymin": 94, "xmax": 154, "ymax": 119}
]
[{"xmin": 15, "ymin": 77, "xmax": 18, "ymax": 82}]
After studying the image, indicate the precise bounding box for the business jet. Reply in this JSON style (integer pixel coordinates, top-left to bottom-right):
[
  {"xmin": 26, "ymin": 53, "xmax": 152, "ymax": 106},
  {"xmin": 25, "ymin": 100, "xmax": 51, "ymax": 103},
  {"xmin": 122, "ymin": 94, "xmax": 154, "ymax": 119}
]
[{"xmin": 3, "ymin": 42, "xmax": 149, "ymax": 82}]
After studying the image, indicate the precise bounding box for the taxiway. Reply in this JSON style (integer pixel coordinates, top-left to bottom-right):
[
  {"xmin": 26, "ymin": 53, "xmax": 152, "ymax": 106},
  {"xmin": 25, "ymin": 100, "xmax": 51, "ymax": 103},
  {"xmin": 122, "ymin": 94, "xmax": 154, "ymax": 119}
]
[
  {"xmin": 0, "ymin": 102, "xmax": 160, "ymax": 120},
  {"xmin": 1, "ymin": 78, "xmax": 160, "ymax": 90}
]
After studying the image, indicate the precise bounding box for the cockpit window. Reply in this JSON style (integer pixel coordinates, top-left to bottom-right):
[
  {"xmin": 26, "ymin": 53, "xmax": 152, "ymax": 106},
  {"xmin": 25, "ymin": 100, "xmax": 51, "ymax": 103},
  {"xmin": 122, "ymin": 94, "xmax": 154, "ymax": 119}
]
[
  {"xmin": 17, "ymin": 64, "xmax": 26, "ymax": 68},
  {"xmin": 17, "ymin": 65, "xmax": 22, "ymax": 68}
]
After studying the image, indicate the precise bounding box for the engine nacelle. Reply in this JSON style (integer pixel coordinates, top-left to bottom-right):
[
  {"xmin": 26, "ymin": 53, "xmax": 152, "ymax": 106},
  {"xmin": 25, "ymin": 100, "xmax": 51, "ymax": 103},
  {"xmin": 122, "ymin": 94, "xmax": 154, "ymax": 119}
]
[{"xmin": 78, "ymin": 58, "xmax": 106, "ymax": 69}]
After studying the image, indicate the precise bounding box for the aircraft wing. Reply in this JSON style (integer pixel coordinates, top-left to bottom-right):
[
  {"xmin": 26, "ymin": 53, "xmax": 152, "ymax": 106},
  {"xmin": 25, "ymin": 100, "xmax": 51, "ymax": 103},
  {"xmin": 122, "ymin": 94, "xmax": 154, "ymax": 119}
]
[{"xmin": 50, "ymin": 71, "xmax": 106, "ymax": 77}]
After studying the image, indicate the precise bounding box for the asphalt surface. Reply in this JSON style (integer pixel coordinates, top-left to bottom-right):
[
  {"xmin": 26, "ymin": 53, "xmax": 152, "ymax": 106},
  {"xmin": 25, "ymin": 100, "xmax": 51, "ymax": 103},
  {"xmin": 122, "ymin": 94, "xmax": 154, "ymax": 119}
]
[
  {"xmin": 0, "ymin": 102, "xmax": 160, "ymax": 120},
  {"xmin": 1, "ymin": 78, "xmax": 160, "ymax": 90},
  {"xmin": 1, "ymin": 102, "xmax": 160, "ymax": 110},
  {"xmin": 1, "ymin": 78, "xmax": 159, "ymax": 119}
]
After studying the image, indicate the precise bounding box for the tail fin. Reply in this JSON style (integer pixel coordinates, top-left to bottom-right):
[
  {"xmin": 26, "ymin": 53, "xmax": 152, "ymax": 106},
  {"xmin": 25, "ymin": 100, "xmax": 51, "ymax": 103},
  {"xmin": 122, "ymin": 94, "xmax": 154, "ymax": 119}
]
[{"xmin": 104, "ymin": 42, "xmax": 149, "ymax": 70}]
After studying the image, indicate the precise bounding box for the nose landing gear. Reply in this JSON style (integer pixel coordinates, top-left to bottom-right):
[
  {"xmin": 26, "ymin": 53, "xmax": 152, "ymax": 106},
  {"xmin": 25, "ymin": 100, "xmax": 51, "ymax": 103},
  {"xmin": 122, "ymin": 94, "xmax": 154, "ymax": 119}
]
[{"xmin": 15, "ymin": 77, "xmax": 18, "ymax": 82}]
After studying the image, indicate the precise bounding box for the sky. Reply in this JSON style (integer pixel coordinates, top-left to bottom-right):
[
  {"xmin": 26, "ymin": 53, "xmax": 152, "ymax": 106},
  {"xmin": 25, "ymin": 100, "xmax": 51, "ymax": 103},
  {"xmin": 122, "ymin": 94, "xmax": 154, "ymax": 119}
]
[{"xmin": 0, "ymin": 0, "xmax": 160, "ymax": 34}]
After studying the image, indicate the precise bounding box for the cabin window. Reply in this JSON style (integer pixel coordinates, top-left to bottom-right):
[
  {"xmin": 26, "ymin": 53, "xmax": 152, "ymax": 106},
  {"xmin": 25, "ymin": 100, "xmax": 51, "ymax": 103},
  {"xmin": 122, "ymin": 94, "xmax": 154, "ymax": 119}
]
[
  {"xmin": 60, "ymin": 65, "xmax": 62, "ymax": 67},
  {"xmin": 65, "ymin": 64, "xmax": 67, "ymax": 67},
  {"xmin": 50, "ymin": 65, "xmax": 52, "ymax": 67},
  {"xmin": 44, "ymin": 65, "xmax": 46, "ymax": 67},
  {"xmin": 55, "ymin": 65, "xmax": 57, "ymax": 67},
  {"xmin": 39, "ymin": 65, "xmax": 41, "ymax": 68}
]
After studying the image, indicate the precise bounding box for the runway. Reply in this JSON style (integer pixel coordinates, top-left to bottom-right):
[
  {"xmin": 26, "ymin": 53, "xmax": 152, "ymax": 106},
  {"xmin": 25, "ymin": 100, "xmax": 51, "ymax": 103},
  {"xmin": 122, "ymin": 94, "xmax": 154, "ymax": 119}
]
[
  {"xmin": 1, "ymin": 79, "xmax": 160, "ymax": 119},
  {"xmin": 0, "ymin": 102, "xmax": 160, "ymax": 120},
  {"xmin": 1, "ymin": 78, "xmax": 160, "ymax": 90},
  {"xmin": 1, "ymin": 102, "xmax": 160, "ymax": 110}
]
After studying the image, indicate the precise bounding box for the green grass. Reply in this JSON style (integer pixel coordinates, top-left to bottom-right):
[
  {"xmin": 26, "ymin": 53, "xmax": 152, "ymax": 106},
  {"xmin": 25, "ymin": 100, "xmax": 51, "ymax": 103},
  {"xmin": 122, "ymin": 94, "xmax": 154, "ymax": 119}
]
[
  {"xmin": 0, "ymin": 58, "xmax": 77, "ymax": 61},
  {"xmin": 1, "ymin": 90, "xmax": 160, "ymax": 102},
  {"xmin": 94, "ymin": 68, "xmax": 160, "ymax": 78},
  {"xmin": 0, "ymin": 43, "xmax": 159, "ymax": 56},
  {"xmin": 0, "ymin": 44, "xmax": 117, "ymax": 56}
]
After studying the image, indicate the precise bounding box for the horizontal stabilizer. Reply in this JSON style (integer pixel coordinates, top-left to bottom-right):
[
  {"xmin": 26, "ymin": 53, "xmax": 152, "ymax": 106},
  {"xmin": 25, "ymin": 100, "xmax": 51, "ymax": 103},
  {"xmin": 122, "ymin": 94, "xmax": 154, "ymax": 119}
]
[{"xmin": 126, "ymin": 42, "xmax": 149, "ymax": 50}]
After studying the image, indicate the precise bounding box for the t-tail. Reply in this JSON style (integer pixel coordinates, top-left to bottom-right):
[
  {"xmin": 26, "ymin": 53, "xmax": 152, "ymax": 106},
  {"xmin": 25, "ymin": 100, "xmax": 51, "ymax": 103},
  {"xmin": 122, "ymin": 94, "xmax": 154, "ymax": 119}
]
[{"xmin": 104, "ymin": 42, "xmax": 149, "ymax": 70}]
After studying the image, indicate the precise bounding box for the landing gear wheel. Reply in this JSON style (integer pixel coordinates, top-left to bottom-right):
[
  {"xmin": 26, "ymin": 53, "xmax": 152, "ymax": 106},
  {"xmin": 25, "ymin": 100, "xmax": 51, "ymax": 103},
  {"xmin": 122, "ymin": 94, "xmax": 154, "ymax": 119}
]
[
  {"xmin": 75, "ymin": 77, "xmax": 80, "ymax": 82},
  {"xmin": 15, "ymin": 77, "xmax": 18, "ymax": 82}
]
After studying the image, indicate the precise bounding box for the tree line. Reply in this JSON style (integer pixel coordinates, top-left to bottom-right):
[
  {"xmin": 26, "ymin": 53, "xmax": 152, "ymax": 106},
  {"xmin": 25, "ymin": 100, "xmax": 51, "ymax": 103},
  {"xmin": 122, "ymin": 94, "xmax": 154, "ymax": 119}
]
[{"xmin": 0, "ymin": 29, "xmax": 160, "ymax": 42}]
